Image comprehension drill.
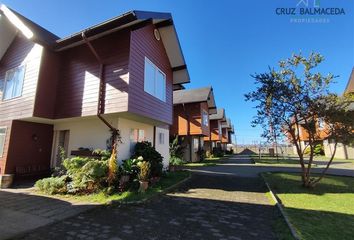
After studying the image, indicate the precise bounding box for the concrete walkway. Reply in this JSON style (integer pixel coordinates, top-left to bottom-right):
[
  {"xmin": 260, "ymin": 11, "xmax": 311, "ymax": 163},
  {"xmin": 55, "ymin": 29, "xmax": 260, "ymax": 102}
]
[
  {"xmin": 15, "ymin": 174, "xmax": 277, "ymax": 240},
  {"xmin": 0, "ymin": 185, "xmax": 97, "ymax": 240}
]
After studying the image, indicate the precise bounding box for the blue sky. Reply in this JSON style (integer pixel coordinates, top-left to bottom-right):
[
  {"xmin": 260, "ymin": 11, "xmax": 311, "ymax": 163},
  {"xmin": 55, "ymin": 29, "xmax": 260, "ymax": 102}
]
[{"xmin": 2, "ymin": 0, "xmax": 353, "ymax": 144}]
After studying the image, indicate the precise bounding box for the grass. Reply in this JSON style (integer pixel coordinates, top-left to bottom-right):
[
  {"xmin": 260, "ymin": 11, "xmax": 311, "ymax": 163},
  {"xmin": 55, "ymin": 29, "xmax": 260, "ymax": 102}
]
[
  {"xmin": 263, "ymin": 172, "xmax": 354, "ymax": 240},
  {"xmin": 37, "ymin": 171, "xmax": 190, "ymax": 204},
  {"xmin": 183, "ymin": 155, "xmax": 229, "ymax": 167},
  {"xmin": 252, "ymin": 155, "xmax": 301, "ymax": 165}
]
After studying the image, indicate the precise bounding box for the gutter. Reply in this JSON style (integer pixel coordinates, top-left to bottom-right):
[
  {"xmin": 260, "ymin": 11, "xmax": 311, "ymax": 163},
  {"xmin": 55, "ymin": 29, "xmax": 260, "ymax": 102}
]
[{"xmin": 81, "ymin": 32, "xmax": 119, "ymax": 145}]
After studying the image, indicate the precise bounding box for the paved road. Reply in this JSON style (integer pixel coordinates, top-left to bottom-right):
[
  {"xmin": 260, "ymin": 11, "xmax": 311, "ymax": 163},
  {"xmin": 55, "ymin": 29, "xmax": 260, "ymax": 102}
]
[
  {"xmin": 15, "ymin": 174, "xmax": 277, "ymax": 240},
  {"xmin": 188, "ymin": 155, "xmax": 354, "ymax": 178}
]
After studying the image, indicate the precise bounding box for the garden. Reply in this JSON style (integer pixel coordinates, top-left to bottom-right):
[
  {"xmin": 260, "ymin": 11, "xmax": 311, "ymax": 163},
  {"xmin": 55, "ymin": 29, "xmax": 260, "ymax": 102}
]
[{"xmin": 35, "ymin": 141, "xmax": 190, "ymax": 204}]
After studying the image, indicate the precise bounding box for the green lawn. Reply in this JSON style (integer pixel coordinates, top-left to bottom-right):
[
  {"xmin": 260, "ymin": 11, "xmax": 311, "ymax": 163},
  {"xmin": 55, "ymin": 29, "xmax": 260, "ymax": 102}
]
[
  {"xmin": 251, "ymin": 155, "xmax": 302, "ymax": 165},
  {"xmin": 263, "ymin": 172, "xmax": 354, "ymax": 240},
  {"xmin": 37, "ymin": 171, "xmax": 190, "ymax": 204},
  {"xmin": 183, "ymin": 156, "xmax": 228, "ymax": 167}
]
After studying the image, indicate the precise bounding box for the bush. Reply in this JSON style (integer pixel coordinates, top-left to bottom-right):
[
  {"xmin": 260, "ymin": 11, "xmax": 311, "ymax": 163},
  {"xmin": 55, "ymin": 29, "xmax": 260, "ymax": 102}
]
[
  {"xmin": 63, "ymin": 157, "xmax": 108, "ymax": 193},
  {"xmin": 303, "ymin": 144, "xmax": 325, "ymax": 156},
  {"xmin": 132, "ymin": 141, "xmax": 163, "ymax": 178},
  {"xmin": 212, "ymin": 147, "xmax": 224, "ymax": 157},
  {"xmin": 35, "ymin": 176, "xmax": 67, "ymax": 194},
  {"xmin": 121, "ymin": 158, "xmax": 140, "ymax": 176},
  {"xmin": 169, "ymin": 156, "xmax": 184, "ymax": 166}
]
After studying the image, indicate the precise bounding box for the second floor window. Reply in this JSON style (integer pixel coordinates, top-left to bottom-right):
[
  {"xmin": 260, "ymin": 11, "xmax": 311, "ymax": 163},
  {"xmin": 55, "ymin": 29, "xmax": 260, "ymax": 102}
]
[
  {"xmin": 3, "ymin": 65, "xmax": 26, "ymax": 100},
  {"xmin": 144, "ymin": 57, "xmax": 166, "ymax": 102},
  {"xmin": 202, "ymin": 110, "xmax": 209, "ymax": 127}
]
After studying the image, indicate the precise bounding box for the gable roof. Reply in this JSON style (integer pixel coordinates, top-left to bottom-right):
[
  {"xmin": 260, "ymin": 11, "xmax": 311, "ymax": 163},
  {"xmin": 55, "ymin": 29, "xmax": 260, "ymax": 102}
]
[
  {"xmin": 345, "ymin": 68, "xmax": 354, "ymax": 94},
  {"xmin": 210, "ymin": 108, "xmax": 225, "ymax": 120},
  {"xmin": 173, "ymin": 86, "xmax": 216, "ymax": 113},
  {"xmin": 0, "ymin": 5, "xmax": 190, "ymax": 85}
]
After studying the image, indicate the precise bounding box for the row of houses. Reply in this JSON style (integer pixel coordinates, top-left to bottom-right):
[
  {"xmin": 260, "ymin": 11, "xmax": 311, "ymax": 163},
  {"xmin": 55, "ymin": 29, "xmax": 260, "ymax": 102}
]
[
  {"xmin": 292, "ymin": 68, "xmax": 354, "ymax": 159},
  {"xmin": 0, "ymin": 5, "xmax": 234, "ymax": 187}
]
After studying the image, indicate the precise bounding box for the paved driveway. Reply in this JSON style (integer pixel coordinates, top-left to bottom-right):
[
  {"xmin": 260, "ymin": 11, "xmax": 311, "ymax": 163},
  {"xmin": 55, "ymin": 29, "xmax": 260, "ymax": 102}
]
[
  {"xmin": 189, "ymin": 155, "xmax": 354, "ymax": 178},
  {"xmin": 15, "ymin": 174, "xmax": 277, "ymax": 240},
  {"xmin": 0, "ymin": 185, "xmax": 96, "ymax": 240}
]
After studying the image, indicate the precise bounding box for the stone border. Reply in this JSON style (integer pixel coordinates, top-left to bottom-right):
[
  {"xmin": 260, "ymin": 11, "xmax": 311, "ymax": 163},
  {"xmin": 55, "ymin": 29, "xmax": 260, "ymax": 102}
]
[
  {"xmin": 260, "ymin": 173, "xmax": 301, "ymax": 240},
  {"xmin": 110, "ymin": 172, "xmax": 192, "ymax": 205}
]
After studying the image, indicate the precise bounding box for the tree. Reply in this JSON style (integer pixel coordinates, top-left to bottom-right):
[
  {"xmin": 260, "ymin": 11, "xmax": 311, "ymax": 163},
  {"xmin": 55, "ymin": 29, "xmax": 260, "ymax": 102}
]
[{"xmin": 245, "ymin": 52, "xmax": 354, "ymax": 188}]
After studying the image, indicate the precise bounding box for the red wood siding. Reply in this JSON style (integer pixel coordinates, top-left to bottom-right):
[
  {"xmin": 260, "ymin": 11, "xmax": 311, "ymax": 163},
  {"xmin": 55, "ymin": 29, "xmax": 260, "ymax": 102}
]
[
  {"xmin": 129, "ymin": 24, "xmax": 173, "ymax": 124},
  {"xmin": 33, "ymin": 49, "xmax": 60, "ymax": 118},
  {"xmin": 0, "ymin": 35, "xmax": 42, "ymax": 121},
  {"xmin": 204, "ymin": 119, "xmax": 221, "ymax": 141},
  {"xmin": 54, "ymin": 30, "xmax": 130, "ymax": 119},
  {"xmin": 171, "ymin": 102, "xmax": 209, "ymax": 136},
  {"xmin": 0, "ymin": 120, "xmax": 12, "ymax": 175},
  {"xmin": 5, "ymin": 120, "xmax": 53, "ymax": 175},
  {"xmin": 222, "ymin": 128, "xmax": 229, "ymax": 143}
]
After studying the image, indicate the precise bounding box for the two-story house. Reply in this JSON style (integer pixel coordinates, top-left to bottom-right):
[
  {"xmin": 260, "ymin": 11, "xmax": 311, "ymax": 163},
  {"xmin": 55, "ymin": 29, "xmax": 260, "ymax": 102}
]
[
  {"xmin": 171, "ymin": 87, "xmax": 216, "ymax": 162},
  {"xmin": 221, "ymin": 118, "xmax": 234, "ymax": 150},
  {"xmin": 323, "ymin": 68, "xmax": 354, "ymax": 159},
  {"xmin": 0, "ymin": 5, "xmax": 190, "ymax": 187}
]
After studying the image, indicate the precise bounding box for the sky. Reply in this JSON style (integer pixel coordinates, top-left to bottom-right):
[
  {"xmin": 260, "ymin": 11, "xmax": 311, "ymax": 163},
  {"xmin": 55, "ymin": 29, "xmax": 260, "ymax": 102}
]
[{"xmin": 2, "ymin": 0, "xmax": 353, "ymax": 145}]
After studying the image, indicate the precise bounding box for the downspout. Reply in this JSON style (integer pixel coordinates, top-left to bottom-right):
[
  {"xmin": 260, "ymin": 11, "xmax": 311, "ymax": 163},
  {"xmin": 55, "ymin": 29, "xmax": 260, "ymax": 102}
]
[{"xmin": 81, "ymin": 32, "xmax": 119, "ymax": 146}]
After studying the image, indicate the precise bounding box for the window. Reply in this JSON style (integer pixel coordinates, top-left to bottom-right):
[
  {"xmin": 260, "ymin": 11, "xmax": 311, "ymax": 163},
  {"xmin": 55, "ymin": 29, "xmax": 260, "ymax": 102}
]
[
  {"xmin": 144, "ymin": 57, "xmax": 166, "ymax": 101},
  {"xmin": 202, "ymin": 110, "xmax": 209, "ymax": 126},
  {"xmin": 318, "ymin": 118, "xmax": 325, "ymax": 129},
  {"xmin": 130, "ymin": 129, "xmax": 145, "ymax": 153},
  {"xmin": 3, "ymin": 65, "xmax": 26, "ymax": 100},
  {"xmin": 193, "ymin": 137, "xmax": 199, "ymax": 152},
  {"xmin": 0, "ymin": 128, "xmax": 6, "ymax": 157},
  {"xmin": 158, "ymin": 132, "xmax": 164, "ymax": 145}
]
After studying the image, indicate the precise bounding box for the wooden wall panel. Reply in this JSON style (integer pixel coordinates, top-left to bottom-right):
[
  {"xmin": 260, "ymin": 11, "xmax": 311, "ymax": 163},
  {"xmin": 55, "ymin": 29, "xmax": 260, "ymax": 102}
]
[
  {"xmin": 5, "ymin": 120, "xmax": 53, "ymax": 175},
  {"xmin": 0, "ymin": 35, "xmax": 42, "ymax": 121},
  {"xmin": 129, "ymin": 24, "xmax": 173, "ymax": 124},
  {"xmin": 54, "ymin": 30, "xmax": 130, "ymax": 119}
]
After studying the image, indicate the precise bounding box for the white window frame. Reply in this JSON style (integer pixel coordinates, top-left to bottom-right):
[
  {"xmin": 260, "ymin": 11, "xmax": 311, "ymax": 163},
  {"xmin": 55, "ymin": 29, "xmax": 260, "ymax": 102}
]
[
  {"xmin": 2, "ymin": 65, "xmax": 26, "ymax": 101},
  {"xmin": 0, "ymin": 127, "xmax": 7, "ymax": 157},
  {"xmin": 144, "ymin": 57, "xmax": 166, "ymax": 102},
  {"xmin": 158, "ymin": 132, "xmax": 165, "ymax": 145}
]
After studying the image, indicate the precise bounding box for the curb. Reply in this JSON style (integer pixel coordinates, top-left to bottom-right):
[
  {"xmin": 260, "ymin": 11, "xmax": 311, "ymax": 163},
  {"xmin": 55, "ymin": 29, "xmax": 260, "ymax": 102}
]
[
  {"xmin": 110, "ymin": 172, "xmax": 192, "ymax": 206},
  {"xmin": 260, "ymin": 173, "xmax": 301, "ymax": 240}
]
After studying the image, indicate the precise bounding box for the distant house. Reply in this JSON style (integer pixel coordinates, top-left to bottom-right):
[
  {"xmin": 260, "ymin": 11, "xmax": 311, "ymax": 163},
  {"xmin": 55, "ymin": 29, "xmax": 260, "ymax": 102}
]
[
  {"xmin": 221, "ymin": 118, "xmax": 234, "ymax": 151},
  {"xmin": 0, "ymin": 5, "xmax": 190, "ymax": 187},
  {"xmin": 290, "ymin": 68, "xmax": 354, "ymax": 159},
  {"xmin": 323, "ymin": 68, "xmax": 354, "ymax": 159},
  {"xmin": 204, "ymin": 108, "xmax": 225, "ymax": 152},
  {"xmin": 171, "ymin": 87, "xmax": 216, "ymax": 162}
]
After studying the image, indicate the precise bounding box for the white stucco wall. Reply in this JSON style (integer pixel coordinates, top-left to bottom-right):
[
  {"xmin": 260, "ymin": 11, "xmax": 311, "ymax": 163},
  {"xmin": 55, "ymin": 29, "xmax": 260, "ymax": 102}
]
[
  {"xmin": 324, "ymin": 140, "xmax": 354, "ymax": 160},
  {"xmin": 52, "ymin": 116, "xmax": 170, "ymax": 168}
]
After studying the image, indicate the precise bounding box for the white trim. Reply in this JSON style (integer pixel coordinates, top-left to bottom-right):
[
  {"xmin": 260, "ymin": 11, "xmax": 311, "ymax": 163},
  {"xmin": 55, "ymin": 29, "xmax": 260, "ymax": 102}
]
[
  {"xmin": 0, "ymin": 4, "xmax": 33, "ymax": 39},
  {"xmin": 144, "ymin": 57, "xmax": 166, "ymax": 102},
  {"xmin": 0, "ymin": 126, "xmax": 7, "ymax": 157}
]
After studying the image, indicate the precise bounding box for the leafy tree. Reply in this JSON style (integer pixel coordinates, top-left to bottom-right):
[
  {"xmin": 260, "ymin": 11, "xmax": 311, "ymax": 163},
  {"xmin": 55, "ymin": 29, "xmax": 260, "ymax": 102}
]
[{"xmin": 245, "ymin": 52, "xmax": 354, "ymax": 187}]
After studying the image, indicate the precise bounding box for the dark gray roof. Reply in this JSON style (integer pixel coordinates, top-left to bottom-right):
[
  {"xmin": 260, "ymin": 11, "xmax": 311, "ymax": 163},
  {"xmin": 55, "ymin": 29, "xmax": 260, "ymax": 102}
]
[
  {"xmin": 173, "ymin": 86, "xmax": 212, "ymax": 104},
  {"xmin": 210, "ymin": 108, "xmax": 225, "ymax": 120}
]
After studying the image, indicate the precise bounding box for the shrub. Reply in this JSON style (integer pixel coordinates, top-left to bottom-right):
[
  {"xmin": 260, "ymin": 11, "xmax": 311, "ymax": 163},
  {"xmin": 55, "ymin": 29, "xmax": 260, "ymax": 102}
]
[
  {"xmin": 121, "ymin": 158, "xmax": 139, "ymax": 176},
  {"xmin": 132, "ymin": 141, "xmax": 163, "ymax": 177},
  {"xmin": 169, "ymin": 156, "xmax": 184, "ymax": 166},
  {"xmin": 137, "ymin": 161, "xmax": 151, "ymax": 181},
  {"xmin": 63, "ymin": 157, "xmax": 108, "ymax": 193},
  {"xmin": 169, "ymin": 135, "xmax": 184, "ymax": 159},
  {"xmin": 35, "ymin": 176, "xmax": 67, "ymax": 195},
  {"xmin": 304, "ymin": 144, "xmax": 325, "ymax": 156},
  {"xmin": 212, "ymin": 147, "xmax": 224, "ymax": 157}
]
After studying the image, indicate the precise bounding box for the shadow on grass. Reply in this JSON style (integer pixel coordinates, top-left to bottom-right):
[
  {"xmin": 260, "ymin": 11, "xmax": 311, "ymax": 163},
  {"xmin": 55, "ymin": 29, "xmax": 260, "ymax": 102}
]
[{"xmin": 264, "ymin": 172, "xmax": 354, "ymax": 195}]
